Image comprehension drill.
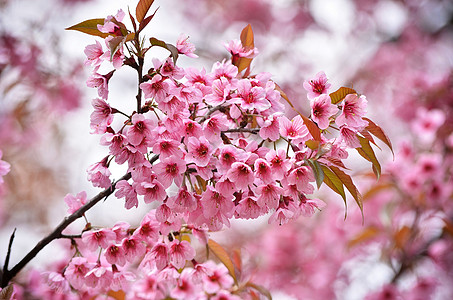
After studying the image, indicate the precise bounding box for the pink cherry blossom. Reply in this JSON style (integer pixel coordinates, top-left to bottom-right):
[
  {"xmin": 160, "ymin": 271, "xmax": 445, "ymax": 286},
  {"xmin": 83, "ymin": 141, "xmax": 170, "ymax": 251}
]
[
  {"xmin": 63, "ymin": 191, "xmax": 87, "ymax": 214},
  {"xmin": 203, "ymin": 113, "xmax": 229, "ymax": 144},
  {"xmin": 86, "ymin": 157, "xmax": 111, "ymax": 188},
  {"xmin": 204, "ymin": 77, "xmax": 232, "ymax": 106},
  {"xmin": 150, "ymin": 243, "xmax": 169, "ymax": 271},
  {"xmin": 303, "ymin": 71, "xmax": 331, "ymax": 100},
  {"xmin": 335, "ymin": 94, "xmax": 368, "ymax": 130},
  {"xmin": 224, "ymin": 39, "xmax": 258, "ymax": 59},
  {"xmin": 84, "ymin": 41, "xmax": 104, "ymax": 67},
  {"xmin": 310, "ymin": 94, "xmax": 337, "ymax": 129},
  {"xmin": 140, "ymin": 74, "xmax": 171, "ymax": 102},
  {"xmin": 338, "ymin": 126, "xmax": 361, "ymax": 148},
  {"xmin": 105, "ymin": 244, "xmax": 126, "ymax": 266},
  {"xmin": 211, "ymin": 60, "xmax": 239, "ymax": 81},
  {"xmin": 235, "ymin": 193, "xmax": 264, "ymax": 219},
  {"xmin": 153, "ymin": 156, "xmax": 187, "ymax": 188},
  {"xmin": 122, "ymin": 237, "xmax": 146, "ymax": 263},
  {"xmin": 201, "ymin": 261, "xmax": 234, "ymax": 294},
  {"xmin": 171, "ymin": 268, "xmax": 200, "ymax": 300},
  {"xmin": 200, "ymin": 185, "xmax": 234, "ymax": 218},
  {"xmin": 64, "ymin": 257, "xmax": 93, "ymax": 290},
  {"xmin": 86, "ymin": 70, "xmax": 112, "ymax": 100},
  {"xmin": 279, "ymin": 115, "xmax": 309, "ymax": 141},
  {"xmin": 169, "ymin": 240, "xmax": 196, "ymax": 269},
  {"xmin": 82, "ymin": 228, "xmax": 116, "ymax": 251},
  {"xmin": 227, "ymin": 162, "xmax": 254, "ymax": 191},
  {"xmin": 167, "ymin": 186, "xmax": 197, "ymax": 213},
  {"xmin": 287, "ymin": 166, "xmax": 315, "ymax": 194},
  {"xmin": 114, "ymin": 180, "xmax": 138, "ymax": 209},
  {"xmin": 232, "ymin": 79, "xmax": 270, "ymax": 111},
  {"xmin": 265, "ymin": 149, "xmax": 292, "ymax": 180},
  {"xmin": 186, "ymin": 136, "xmax": 213, "ymax": 167},
  {"xmin": 84, "ymin": 265, "xmax": 113, "ymax": 290},
  {"xmin": 90, "ymin": 98, "xmax": 114, "ymax": 134},
  {"xmin": 411, "ymin": 108, "xmax": 445, "ymax": 143},
  {"xmin": 256, "ymin": 183, "xmax": 284, "ymax": 210},
  {"xmin": 126, "ymin": 113, "xmax": 154, "ymax": 146},
  {"xmin": 176, "ymin": 34, "xmax": 198, "ymax": 58},
  {"xmin": 257, "ymin": 113, "xmax": 281, "ymax": 141}
]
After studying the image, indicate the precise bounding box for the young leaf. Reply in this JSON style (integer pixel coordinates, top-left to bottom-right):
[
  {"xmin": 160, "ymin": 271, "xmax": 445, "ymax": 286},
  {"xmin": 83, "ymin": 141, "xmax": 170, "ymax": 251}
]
[
  {"xmin": 136, "ymin": 0, "xmax": 154, "ymax": 23},
  {"xmin": 128, "ymin": 8, "xmax": 137, "ymax": 32},
  {"xmin": 235, "ymin": 24, "xmax": 254, "ymax": 73},
  {"xmin": 329, "ymin": 165, "xmax": 363, "ymax": 220},
  {"xmin": 329, "ymin": 87, "xmax": 357, "ymax": 104},
  {"xmin": 137, "ymin": 8, "xmax": 158, "ymax": 34},
  {"xmin": 363, "ymin": 117, "xmax": 394, "ymax": 157},
  {"xmin": 245, "ymin": 282, "xmax": 273, "ymax": 300},
  {"xmin": 357, "ymin": 136, "xmax": 381, "ymax": 179},
  {"xmin": 207, "ymin": 239, "xmax": 237, "ymax": 283},
  {"xmin": 108, "ymin": 36, "xmax": 126, "ymax": 62},
  {"xmin": 65, "ymin": 19, "xmax": 108, "ymax": 38},
  {"xmin": 321, "ymin": 165, "xmax": 347, "ymax": 218},
  {"xmin": 348, "ymin": 226, "xmax": 380, "ymax": 248},
  {"xmin": 149, "ymin": 37, "xmax": 179, "ymax": 64},
  {"xmin": 305, "ymin": 159, "xmax": 324, "ymax": 189}
]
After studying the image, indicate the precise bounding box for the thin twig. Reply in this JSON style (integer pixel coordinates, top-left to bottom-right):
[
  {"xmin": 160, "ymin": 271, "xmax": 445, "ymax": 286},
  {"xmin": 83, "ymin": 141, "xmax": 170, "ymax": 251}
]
[{"xmin": 2, "ymin": 229, "xmax": 16, "ymax": 279}]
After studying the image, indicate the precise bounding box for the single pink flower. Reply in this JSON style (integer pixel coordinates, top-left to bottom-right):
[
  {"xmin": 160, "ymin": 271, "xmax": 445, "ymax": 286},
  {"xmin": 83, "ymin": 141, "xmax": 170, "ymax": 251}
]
[
  {"xmin": 90, "ymin": 98, "xmax": 114, "ymax": 134},
  {"xmin": 232, "ymin": 79, "xmax": 270, "ymax": 111},
  {"xmin": 227, "ymin": 162, "xmax": 254, "ymax": 191},
  {"xmin": 411, "ymin": 108, "xmax": 445, "ymax": 143},
  {"xmin": 287, "ymin": 166, "xmax": 315, "ymax": 194},
  {"xmin": 235, "ymin": 193, "xmax": 264, "ymax": 219},
  {"xmin": 153, "ymin": 138, "xmax": 182, "ymax": 160},
  {"xmin": 335, "ymin": 94, "xmax": 368, "ymax": 130},
  {"xmin": 153, "ymin": 156, "xmax": 187, "ymax": 188},
  {"xmin": 64, "ymin": 257, "xmax": 93, "ymax": 290},
  {"xmin": 105, "ymin": 244, "xmax": 126, "ymax": 266},
  {"xmin": 256, "ymin": 183, "xmax": 284, "ymax": 210},
  {"xmin": 114, "ymin": 180, "xmax": 138, "ymax": 209},
  {"xmin": 64, "ymin": 191, "xmax": 87, "ymax": 214},
  {"xmin": 203, "ymin": 113, "xmax": 229, "ymax": 144},
  {"xmin": 254, "ymin": 158, "xmax": 274, "ymax": 184},
  {"xmin": 257, "ymin": 113, "xmax": 281, "ymax": 141},
  {"xmin": 167, "ymin": 186, "xmax": 197, "ymax": 213},
  {"xmin": 265, "ymin": 149, "xmax": 292, "ymax": 181},
  {"xmin": 183, "ymin": 119, "xmax": 203, "ymax": 139},
  {"xmin": 338, "ymin": 126, "xmax": 361, "ymax": 148},
  {"xmin": 224, "ymin": 39, "xmax": 258, "ymax": 59},
  {"xmin": 216, "ymin": 145, "xmax": 248, "ymax": 174},
  {"xmin": 211, "ymin": 60, "xmax": 238, "ymax": 81},
  {"xmin": 200, "ymin": 185, "xmax": 235, "ymax": 218},
  {"xmin": 310, "ymin": 94, "xmax": 337, "ymax": 129},
  {"xmin": 299, "ymin": 197, "xmax": 326, "ymax": 217},
  {"xmin": 87, "ymin": 157, "xmax": 111, "ymax": 188},
  {"xmin": 126, "ymin": 114, "xmax": 154, "ymax": 146},
  {"xmin": 140, "ymin": 74, "xmax": 171, "ymax": 102},
  {"xmin": 204, "ymin": 77, "xmax": 232, "ymax": 106},
  {"xmin": 81, "ymin": 228, "xmax": 116, "ymax": 251},
  {"xmin": 150, "ymin": 243, "xmax": 169, "ymax": 271},
  {"xmin": 186, "ymin": 136, "xmax": 213, "ymax": 167},
  {"xmin": 201, "ymin": 261, "xmax": 234, "ymax": 294},
  {"xmin": 122, "ymin": 237, "xmax": 146, "ymax": 263},
  {"xmin": 176, "ymin": 34, "xmax": 198, "ymax": 58},
  {"xmin": 279, "ymin": 115, "xmax": 309, "ymax": 141},
  {"xmin": 84, "ymin": 265, "xmax": 113, "ymax": 290},
  {"xmin": 84, "ymin": 41, "xmax": 104, "ymax": 67},
  {"xmin": 171, "ymin": 268, "xmax": 200, "ymax": 300},
  {"xmin": 132, "ymin": 220, "xmax": 159, "ymax": 245},
  {"xmin": 86, "ymin": 70, "xmax": 113, "ymax": 100},
  {"xmin": 169, "ymin": 240, "xmax": 196, "ymax": 269},
  {"xmin": 303, "ymin": 71, "xmax": 331, "ymax": 100}
]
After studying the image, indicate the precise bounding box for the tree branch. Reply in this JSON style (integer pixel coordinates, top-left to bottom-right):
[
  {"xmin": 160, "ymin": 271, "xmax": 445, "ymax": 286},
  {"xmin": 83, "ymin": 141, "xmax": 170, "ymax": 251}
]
[{"xmin": 0, "ymin": 172, "xmax": 131, "ymax": 288}]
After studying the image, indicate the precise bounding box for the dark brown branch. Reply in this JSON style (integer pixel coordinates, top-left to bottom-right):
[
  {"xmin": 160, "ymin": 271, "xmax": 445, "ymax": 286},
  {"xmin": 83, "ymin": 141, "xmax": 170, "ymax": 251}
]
[
  {"xmin": 0, "ymin": 173, "xmax": 131, "ymax": 288},
  {"xmin": 222, "ymin": 128, "xmax": 259, "ymax": 134},
  {"xmin": 2, "ymin": 229, "xmax": 16, "ymax": 280}
]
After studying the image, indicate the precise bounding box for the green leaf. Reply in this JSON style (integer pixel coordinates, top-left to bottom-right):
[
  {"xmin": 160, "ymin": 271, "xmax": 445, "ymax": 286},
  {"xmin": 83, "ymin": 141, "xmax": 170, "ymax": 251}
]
[
  {"xmin": 136, "ymin": 0, "xmax": 154, "ymax": 23},
  {"xmin": 363, "ymin": 117, "xmax": 394, "ymax": 157},
  {"xmin": 305, "ymin": 159, "xmax": 324, "ymax": 189},
  {"xmin": 149, "ymin": 37, "xmax": 179, "ymax": 64},
  {"xmin": 357, "ymin": 136, "xmax": 381, "ymax": 179},
  {"xmin": 208, "ymin": 239, "xmax": 237, "ymax": 283},
  {"xmin": 329, "ymin": 86, "xmax": 357, "ymax": 104},
  {"xmin": 65, "ymin": 18, "xmax": 108, "ymax": 38},
  {"xmin": 321, "ymin": 165, "xmax": 347, "ymax": 218},
  {"xmin": 329, "ymin": 165, "xmax": 363, "ymax": 220}
]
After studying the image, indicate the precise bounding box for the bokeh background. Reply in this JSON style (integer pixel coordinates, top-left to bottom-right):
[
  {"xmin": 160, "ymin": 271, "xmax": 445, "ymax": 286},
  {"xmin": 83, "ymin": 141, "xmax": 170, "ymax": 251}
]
[{"xmin": 1, "ymin": 0, "xmax": 452, "ymax": 299}]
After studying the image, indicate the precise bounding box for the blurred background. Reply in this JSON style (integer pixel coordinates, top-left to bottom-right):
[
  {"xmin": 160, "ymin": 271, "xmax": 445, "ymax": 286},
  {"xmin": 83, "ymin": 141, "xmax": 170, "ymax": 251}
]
[{"xmin": 1, "ymin": 0, "xmax": 452, "ymax": 299}]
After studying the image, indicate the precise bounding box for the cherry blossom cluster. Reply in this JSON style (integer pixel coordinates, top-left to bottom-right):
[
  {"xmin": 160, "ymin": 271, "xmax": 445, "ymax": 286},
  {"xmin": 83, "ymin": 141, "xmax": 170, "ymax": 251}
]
[{"xmin": 0, "ymin": 3, "xmax": 382, "ymax": 298}]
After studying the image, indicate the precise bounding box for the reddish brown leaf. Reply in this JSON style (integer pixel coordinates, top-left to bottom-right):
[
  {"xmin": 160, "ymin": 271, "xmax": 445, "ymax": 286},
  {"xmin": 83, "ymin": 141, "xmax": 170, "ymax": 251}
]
[
  {"xmin": 107, "ymin": 290, "xmax": 126, "ymax": 300},
  {"xmin": 357, "ymin": 136, "xmax": 381, "ymax": 179},
  {"xmin": 394, "ymin": 226, "xmax": 411, "ymax": 249},
  {"xmin": 65, "ymin": 18, "xmax": 108, "ymax": 38},
  {"xmin": 208, "ymin": 239, "xmax": 237, "ymax": 283},
  {"xmin": 235, "ymin": 24, "xmax": 254, "ymax": 73},
  {"xmin": 136, "ymin": 0, "xmax": 154, "ymax": 23},
  {"xmin": 363, "ymin": 117, "xmax": 394, "ymax": 157},
  {"xmin": 245, "ymin": 282, "xmax": 273, "ymax": 300},
  {"xmin": 321, "ymin": 165, "xmax": 347, "ymax": 219},
  {"xmin": 330, "ymin": 165, "xmax": 363, "ymax": 220},
  {"xmin": 329, "ymin": 86, "xmax": 357, "ymax": 104},
  {"xmin": 137, "ymin": 8, "xmax": 158, "ymax": 33}
]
